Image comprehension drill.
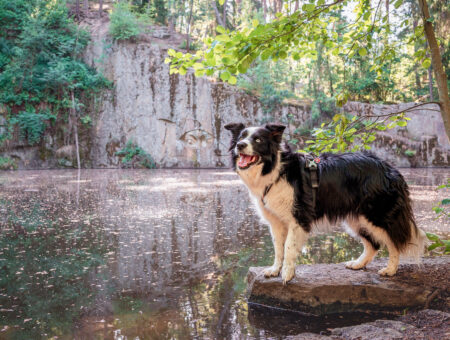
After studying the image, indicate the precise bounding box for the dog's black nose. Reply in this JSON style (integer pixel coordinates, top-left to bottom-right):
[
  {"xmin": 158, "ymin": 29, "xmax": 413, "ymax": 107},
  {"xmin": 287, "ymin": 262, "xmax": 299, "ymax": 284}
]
[{"xmin": 237, "ymin": 141, "xmax": 247, "ymax": 150}]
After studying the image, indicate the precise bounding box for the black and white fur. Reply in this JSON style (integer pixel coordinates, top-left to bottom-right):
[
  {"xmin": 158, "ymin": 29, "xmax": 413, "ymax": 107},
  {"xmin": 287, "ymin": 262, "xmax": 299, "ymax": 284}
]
[{"xmin": 225, "ymin": 122, "xmax": 426, "ymax": 284}]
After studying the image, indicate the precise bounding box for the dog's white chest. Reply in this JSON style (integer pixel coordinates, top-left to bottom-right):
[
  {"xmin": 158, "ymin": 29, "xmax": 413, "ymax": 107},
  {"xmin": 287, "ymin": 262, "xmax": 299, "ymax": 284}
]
[{"xmin": 260, "ymin": 179, "xmax": 295, "ymax": 222}]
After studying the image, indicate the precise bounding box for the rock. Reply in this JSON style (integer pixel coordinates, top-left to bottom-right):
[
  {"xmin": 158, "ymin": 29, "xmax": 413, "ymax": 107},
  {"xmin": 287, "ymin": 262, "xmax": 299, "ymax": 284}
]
[
  {"xmin": 343, "ymin": 101, "xmax": 450, "ymax": 167},
  {"xmin": 397, "ymin": 309, "xmax": 450, "ymax": 340},
  {"xmin": 247, "ymin": 256, "xmax": 450, "ymax": 315},
  {"xmin": 330, "ymin": 320, "xmax": 420, "ymax": 340},
  {"xmin": 83, "ymin": 24, "xmax": 309, "ymax": 168},
  {"xmin": 55, "ymin": 144, "xmax": 76, "ymax": 161}
]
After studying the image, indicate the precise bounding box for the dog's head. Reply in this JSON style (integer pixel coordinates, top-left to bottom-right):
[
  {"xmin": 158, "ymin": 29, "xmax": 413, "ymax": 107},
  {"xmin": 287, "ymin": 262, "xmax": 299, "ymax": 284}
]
[{"xmin": 224, "ymin": 123, "xmax": 286, "ymax": 175}]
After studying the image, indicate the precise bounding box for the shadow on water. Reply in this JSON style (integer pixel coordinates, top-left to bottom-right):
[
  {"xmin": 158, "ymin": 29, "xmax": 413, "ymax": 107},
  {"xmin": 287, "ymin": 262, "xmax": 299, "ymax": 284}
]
[{"xmin": 0, "ymin": 168, "xmax": 448, "ymax": 339}]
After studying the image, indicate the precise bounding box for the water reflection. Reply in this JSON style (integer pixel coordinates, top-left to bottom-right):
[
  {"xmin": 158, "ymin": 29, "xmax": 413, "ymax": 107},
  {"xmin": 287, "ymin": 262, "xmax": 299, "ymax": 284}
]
[{"xmin": 0, "ymin": 168, "xmax": 448, "ymax": 339}]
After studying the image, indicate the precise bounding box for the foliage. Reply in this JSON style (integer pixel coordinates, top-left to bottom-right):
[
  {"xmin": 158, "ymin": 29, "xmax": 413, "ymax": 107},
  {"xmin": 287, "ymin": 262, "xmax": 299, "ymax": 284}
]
[
  {"xmin": 0, "ymin": 0, "xmax": 108, "ymax": 147},
  {"xmin": 166, "ymin": 0, "xmax": 447, "ymax": 107},
  {"xmin": 432, "ymin": 179, "xmax": 450, "ymax": 219},
  {"xmin": 427, "ymin": 180, "xmax": 450, "ymax": 255},
  {"xmin": 9, "ymin": 111, "xmax": 55, "ymax": 145},
  {"xmin": 236, "ymin": 59, "xmax": 297, "ymax": 114},
  {"xmin": 110, "ymin": 2, "xmax": 141, "ymax": 41},
  {"xmin": 404, "ymin": 149, "xmax": 417, "ymax": 157},
  {"xmin": 426, "ymin": 233, "xmax": 450, "ymax": 254},
  {"xmin": 128, "ymin": 0, "xmax": 168, "ymax": 25},
  {"xmin": 115, "ymin": 141, "xmax": 157, "ymax": 169},
  {"xmin": 297, "ymin": 111, "xmax": 410, "ymax": 154},
  {"xmin": 178, "ymin": 39, "xmax": 201, "ymax": 51},
  {"xmin": 0, "ymin": 156, "xmax": 17, "ymax": 170}
]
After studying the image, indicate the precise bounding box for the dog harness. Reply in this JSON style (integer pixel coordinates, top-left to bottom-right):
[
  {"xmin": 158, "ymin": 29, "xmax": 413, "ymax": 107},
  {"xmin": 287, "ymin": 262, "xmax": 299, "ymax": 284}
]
[
  {"xmin": 261, "ymin": 155, "xmax": 320, "ymax": 207},
  {"xmin": 305, "ymin": 155, "xmax": 320, "ymax": 208}
]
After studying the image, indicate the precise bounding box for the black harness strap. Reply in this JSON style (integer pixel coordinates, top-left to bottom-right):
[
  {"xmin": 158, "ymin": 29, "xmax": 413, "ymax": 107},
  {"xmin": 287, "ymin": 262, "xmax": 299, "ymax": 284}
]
[
  {"xmin": 261, "ymin": 175, "xmax": 281, "ymax": 205},
  {"xmin": 305, "ymin": 155, "xmax": 320, "ymax": 209},
  {"xmin": 261, "ymin": 183, "xmax": 273, "ymax": 205}
]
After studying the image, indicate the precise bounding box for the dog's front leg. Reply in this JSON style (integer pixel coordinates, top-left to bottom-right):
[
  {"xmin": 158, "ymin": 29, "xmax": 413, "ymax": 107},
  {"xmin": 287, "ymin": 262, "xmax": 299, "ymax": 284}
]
[
  {"xmin": 264, "ymin": 219, "xmax": 287, "ymax": 278},
  {"xmin": 282, "ymin": 224, "xmax": 309, "ymax": 284}
]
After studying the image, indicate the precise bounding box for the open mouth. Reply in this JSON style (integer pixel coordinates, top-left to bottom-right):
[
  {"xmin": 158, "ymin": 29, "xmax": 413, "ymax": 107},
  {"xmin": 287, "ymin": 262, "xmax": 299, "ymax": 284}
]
[{"xmin": 238, "ymin": 153, "xmax": 260, "ymax": 169}]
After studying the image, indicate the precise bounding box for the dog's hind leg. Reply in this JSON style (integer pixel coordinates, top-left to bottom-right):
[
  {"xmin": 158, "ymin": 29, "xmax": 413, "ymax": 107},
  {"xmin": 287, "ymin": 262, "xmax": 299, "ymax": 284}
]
[
  {"xmin": 378, "ymin": 238, "xmax": 400, "ymax": 276},
  {"xmin": 282, "ymin": 224, "xmax": 308, "ymax": 284},
  {"xmin": 346, "ymin": 218, "xmax": 380, "ymax": 270},
  {"xmin": 264, "ymin": 216, "xmax": 287, "ymax": 278},
  {"xmin": 358, "ymin": 216, "xmax": 400, "ymax": 276}
]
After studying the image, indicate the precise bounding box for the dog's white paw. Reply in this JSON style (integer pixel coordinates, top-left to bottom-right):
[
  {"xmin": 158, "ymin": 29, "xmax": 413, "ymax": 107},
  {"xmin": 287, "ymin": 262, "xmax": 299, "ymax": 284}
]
[
  {"xmin": 281, "ymin": 265, "xmax": 295, "ymax": 284},
  {"xmin": 378, "ymin": 266, "xmax": 397, "ymax": 276},
  {"xmin": 263, "ymin": 266, "xmax": 281, "ymax": 278},
  {"xmin": 345, "ymin": 260, "xmax": 365, "ymax": 270}
]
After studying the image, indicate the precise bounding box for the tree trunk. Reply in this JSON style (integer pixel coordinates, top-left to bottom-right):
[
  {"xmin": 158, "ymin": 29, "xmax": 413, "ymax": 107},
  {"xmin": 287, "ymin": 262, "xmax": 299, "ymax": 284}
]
[
  {"xmin": 186, "ymin": 0, "xmax": 194, "ymax": 51},
  {"xmin": 294, "ymin": 0, "xmax": 299, "ymax": 12},
  {"xmin": 428, "ymin": 65, "xmax": 433, "ymax": 100},
  {"xmin": 222, "ymin": 0, "xmax": 228, "ymax": 28},
  {"xmin": 262, "ymin": 0, "xmax": 267, "ymax": 22},
  {"xmin": 419, "ymin": 0, "xmax": 450, "ymax": 140},
  {"xmin": 83, "ymin": 0, "xmax": 88, "ymax": 13},
  {"xmin": 71, "ymin": 91, "xmax": 81, "ymax": 170},
  {"xmin": 412, "ymin": 18, "xmax": 422, "ymax": 91},
  {"xmin": 99, "ymin": 0, "xmax": 103, "ymax": 18},
  {"xmin": 212, "ymin": 1, "xmax": 226, "ymax": 27},
  {"xmin": 75, "ymin": 0, "xmax": 80, "ymax": 19}
]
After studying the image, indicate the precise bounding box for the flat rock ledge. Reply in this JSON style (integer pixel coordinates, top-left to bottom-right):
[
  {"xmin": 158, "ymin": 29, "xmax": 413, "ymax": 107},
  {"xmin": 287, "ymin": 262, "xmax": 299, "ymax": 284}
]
[{"xmin": 247, "ymin": 256, "xmax": 449, "ymax": 315}]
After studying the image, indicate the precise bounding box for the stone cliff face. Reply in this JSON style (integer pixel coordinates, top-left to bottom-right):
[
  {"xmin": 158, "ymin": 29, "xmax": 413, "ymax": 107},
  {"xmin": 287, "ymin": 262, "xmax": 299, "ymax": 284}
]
[
  {"xmin": 84, "ymin": 24, "xmax": 308, "ymax": 168},
  {"xmin": 1, "ymin": 21, "xmax": 448, "ymax": 169},
  {"xmin": 344, "ymin": 102, "xmax": 450, "ymax": 167}
]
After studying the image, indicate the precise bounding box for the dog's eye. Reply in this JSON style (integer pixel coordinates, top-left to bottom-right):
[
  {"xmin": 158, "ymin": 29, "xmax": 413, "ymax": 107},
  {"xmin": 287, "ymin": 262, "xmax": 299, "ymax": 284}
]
[{"xmin": 255, "ymin": 138, "xmax": 261, "ymax": 143}]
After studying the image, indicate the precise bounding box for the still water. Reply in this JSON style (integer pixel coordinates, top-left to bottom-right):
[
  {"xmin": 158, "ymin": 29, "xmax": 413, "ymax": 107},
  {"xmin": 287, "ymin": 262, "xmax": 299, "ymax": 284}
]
[{"xmin": 0, "ymin": 168, "xmax": 448, "ymax": 339}]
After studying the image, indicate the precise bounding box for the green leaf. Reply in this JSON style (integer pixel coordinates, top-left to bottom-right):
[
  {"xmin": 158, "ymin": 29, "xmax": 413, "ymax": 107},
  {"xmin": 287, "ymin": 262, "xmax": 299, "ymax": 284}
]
[
  {"xmin": 220, "ymin": 71, "xmax": 231, "ymax": 81},
  {"xmin": 422, "ymin": 58, "xmax": 431, "ymax": 69},
  {"xmin": 397, "ymin": 120, "xmax": 407, "ymax": 127},
  {"xmin": 216, "ymin": 25, "xmax": 226, "ymax": 34},
  {"xmin": 358, "ymin": 48, "xmax": 367, "ymax": 57},
  {"xmin": 164, "ymin": 57, "xmax": 171, "ymax": 64},
  {"xmin": 302, "ymin": 4, "xmax": 316, "ymax": 12},
  {"xmin": 441, "ymin": 199, "xmax": 450, "ymax": 205},
  {"xmin": 426, "ymin": 233, "xmax": 440, "ymax": 242},
  {"xmin": 252, "ymin": 19, "xmax": 259, "ymax": 27},
  {"xmin": 228, "ymin": 76, "xmax": 237, "ymax": 85},
  {"xmin": 194, "ymin": 69, "xmax": 204, "ymax": 77},
  {"xmin": 219, "ymin": 0, "xmax": 225, "ymax": 6},
  {"xmin": 394, "ymin": 0, "xmax": 403, "ymax": 9},
  {"xmin": 179, "ymin": 67, "xmax": 187, "ymax": 76}
]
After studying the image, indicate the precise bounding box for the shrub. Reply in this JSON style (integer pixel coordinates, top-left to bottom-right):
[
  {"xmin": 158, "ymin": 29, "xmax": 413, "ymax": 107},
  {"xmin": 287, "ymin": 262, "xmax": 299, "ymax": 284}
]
[
  {"xmin": 115, "ymin": 141, "xmax": 156, "ymax": 169},
  {"xmin": 0, "ymin": 156, "xmax": 17, "ymax": 170},
  {"xmin": 404, "ymin": 149, "xmax": 416, "ymax": 157},
  {"xmin": 109, "ymin": 3, "xmax": 141, "ymax": 41},
  {"xmin": 10, "ymin": 111, "xmax": 56, "ymax": 145}
]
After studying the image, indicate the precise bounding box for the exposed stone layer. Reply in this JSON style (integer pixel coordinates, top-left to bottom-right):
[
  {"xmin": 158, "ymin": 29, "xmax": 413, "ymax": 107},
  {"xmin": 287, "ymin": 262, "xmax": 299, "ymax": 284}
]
[{"xmin": 247, "ymin": 256, "xmax": 449, "ymax": 315}]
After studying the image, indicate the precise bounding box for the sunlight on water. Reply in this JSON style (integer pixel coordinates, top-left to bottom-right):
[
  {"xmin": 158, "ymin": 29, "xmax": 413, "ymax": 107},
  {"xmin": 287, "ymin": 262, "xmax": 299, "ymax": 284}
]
[{"xmin": 0, "ymin": 168, "xmax": 448, "ymax": 339}]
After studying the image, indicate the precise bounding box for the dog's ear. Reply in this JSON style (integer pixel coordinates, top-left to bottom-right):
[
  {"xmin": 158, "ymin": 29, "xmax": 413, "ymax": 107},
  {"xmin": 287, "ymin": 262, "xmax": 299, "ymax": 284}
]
[
  {"xmin": 265, "ymin": 123, "xmax": 286, "ymax": 143},
  {"xmin": 224, "ymin": 123, "xmax": 245, "ymax": 136},
  {"xmin": 224, "ymin": 123, "xmax": 245, "ymax": 151}
]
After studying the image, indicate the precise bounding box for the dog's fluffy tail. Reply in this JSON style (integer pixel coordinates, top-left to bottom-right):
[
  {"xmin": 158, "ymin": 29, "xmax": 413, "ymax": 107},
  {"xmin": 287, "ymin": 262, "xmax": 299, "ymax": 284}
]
[{"xmin": 400, "ymin": 221, "xmax": 427, "ymax": 263}]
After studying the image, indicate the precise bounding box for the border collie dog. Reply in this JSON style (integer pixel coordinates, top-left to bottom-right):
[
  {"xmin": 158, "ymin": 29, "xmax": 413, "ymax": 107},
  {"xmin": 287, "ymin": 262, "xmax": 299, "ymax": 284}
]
[{"xmin": 225, "ymin": 122, "xmax": 426, "ymax": 284}]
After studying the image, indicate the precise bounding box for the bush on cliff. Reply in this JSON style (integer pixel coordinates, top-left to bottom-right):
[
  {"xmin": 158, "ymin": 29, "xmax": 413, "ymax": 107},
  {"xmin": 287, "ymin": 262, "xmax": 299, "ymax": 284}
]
[
  {"xmin": 0, "ymin": 0, "xmax": 108, "ymax": 147},
  {"xmin": 109, "ymin": 2, "xmax": 141, "ymax": 41}
]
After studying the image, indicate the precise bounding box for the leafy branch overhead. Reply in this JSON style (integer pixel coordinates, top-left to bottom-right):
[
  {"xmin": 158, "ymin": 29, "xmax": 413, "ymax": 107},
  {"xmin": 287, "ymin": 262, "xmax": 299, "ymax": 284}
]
[
  {"xmin": 167, "ymin": 0, "xmax": 426, "ymax": 88},
  {"xmin": 166, "ymin": 0, "xmax": 450, "ymax": 140}
]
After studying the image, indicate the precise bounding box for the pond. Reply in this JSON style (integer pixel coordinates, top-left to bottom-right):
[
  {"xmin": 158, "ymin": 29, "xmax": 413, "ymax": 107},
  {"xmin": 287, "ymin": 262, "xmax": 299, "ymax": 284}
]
[{"xmin": 0, "ymin": 168, "xmax": 448, "ymax": 339}]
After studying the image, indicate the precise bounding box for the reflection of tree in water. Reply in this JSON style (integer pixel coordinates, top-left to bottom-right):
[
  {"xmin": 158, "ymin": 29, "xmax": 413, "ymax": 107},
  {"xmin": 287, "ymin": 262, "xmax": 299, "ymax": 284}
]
[{"xmin": 0, "ymin": 199, "xmax": 108, "ymax": 338}]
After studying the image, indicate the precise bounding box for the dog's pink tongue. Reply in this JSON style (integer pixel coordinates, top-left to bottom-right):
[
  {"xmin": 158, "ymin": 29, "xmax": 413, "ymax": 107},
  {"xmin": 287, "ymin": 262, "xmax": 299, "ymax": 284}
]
[{"xmin": 238, "ymin": 154, "xmax": 254, "ymax": 168}]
